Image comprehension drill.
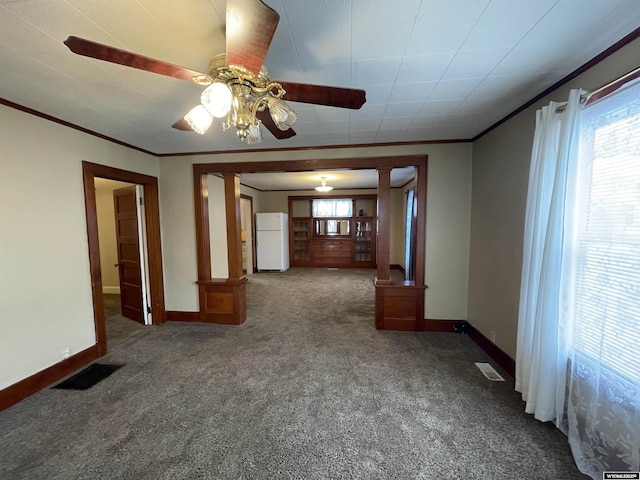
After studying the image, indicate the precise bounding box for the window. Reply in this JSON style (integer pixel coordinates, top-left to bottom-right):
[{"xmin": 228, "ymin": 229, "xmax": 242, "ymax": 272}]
[
  {"xmin": 569, "ymin": 80, "xmax": 640, "ymax": 383},
  {"xmin": 404, "ymin": 188, "xmax": 417, "ymax": 281},
  {"xmin": 312, "ymin": 199, "xmax": 352, "ymax": 217}
]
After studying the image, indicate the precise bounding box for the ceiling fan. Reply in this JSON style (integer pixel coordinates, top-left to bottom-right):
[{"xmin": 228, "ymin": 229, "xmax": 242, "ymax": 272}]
[{"xmin": 63, "ymin": 0, "xmax": 366, "ymax": 145}]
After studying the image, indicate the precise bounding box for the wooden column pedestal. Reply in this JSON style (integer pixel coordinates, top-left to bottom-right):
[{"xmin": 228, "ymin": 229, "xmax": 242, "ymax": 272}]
[
  {"xmin": 375, "ymin": 280, "xmax": 427, "ymax": 331},
  {"xmin": 197, "ymin": 278, "xmax": 248, "ymax": 325}
]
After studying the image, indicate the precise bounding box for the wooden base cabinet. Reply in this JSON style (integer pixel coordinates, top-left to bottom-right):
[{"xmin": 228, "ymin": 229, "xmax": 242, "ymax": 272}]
[
  {"xmin": 197, "ymin": 279, "xmax": 247, "ymax": 325},
  {"xmin": 289, "ymin": 195, "xmax": 376, "ymax": 268},
  {"xmin": 375, "ymin": 281, "xmax": 426, "ymax": 331},
  {"xmin": 311, "ymin": 239, "xmax": 353, "ymax": 266}
]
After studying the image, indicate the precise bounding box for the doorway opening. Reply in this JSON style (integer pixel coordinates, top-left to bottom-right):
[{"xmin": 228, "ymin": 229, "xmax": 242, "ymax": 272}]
[
  {"xmin": 95, "ymin": 179, "xmax": 152, "ymax": 350},
  {"xmin": 82, "ymin": 161, "xmax": 165, "ymax": 357},
  {"xmin": 240, "ymin": 194, "xmax": 255, "ymax": 274},
  {"xmin": 192, "ymin": 156, "xmax": 427, "ymax": 328}
]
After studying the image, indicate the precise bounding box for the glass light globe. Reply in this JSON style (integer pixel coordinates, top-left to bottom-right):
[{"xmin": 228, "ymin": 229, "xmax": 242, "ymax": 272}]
[
  {"xmin": 184, "ymin": 105, "xmax": 213, "ymax": 135},
  {"xmin": 269, "ymin": 99, "xmax": 297, "ymax": 131},
  {"xmin": 244, "ymin": 123, "xmax": 263, "ymax": 145},
  {"xmin": 201, "ymin": 82, "xmax": 233, "ymax": 118}
]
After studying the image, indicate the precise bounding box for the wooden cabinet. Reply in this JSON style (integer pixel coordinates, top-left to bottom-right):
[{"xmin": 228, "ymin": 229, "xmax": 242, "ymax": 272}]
[
  {"xmin": 354, "ymin": 218, "xmax": 374, "ymax": 264},
  {"xmin": 292, "ymin": 218, "xmax": 311, "ymax": 263},
  {"xmin": 311, "ymin": 239, "xmax": 353, "ymax": 266},
  {"xmin": 289, "ymin": 195, "xmax": 376, "ymax": 268}
]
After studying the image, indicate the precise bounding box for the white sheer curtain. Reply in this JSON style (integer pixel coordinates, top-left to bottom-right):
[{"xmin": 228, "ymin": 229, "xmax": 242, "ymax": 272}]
[
  {"xmin": 312, "ymin": 199, "xmax": 352, "ymax": 217},
  {"xmin": 561, "ymin": 80, "xmax": 640, "ymax": 477},
  {"xmin": 516, "ymin": 89, "xmax": 583, "ymax": 423},
  {"xmin": 517, "ymin": 83, "xmax": 640, "ymax": 479}
]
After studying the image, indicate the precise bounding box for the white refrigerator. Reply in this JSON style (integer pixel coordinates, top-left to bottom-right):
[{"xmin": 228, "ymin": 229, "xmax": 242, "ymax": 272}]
[{"xmin": 256, "ymin": 212, "xmax": 290, "ymax": 272}]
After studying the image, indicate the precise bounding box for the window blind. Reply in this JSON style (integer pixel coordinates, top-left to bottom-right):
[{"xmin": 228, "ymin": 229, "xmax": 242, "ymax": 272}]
[{"xmin": 571, "ymin": 80, "xmax": 640, "ymax": 383}]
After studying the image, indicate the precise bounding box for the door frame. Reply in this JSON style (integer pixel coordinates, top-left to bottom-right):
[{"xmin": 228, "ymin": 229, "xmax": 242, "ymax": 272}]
[
  {"xmin": 82, "ymin": 161, "xmax": 166, "ymax": 356},
  {"xmin": 240, "ymin": 194, "xmax": 255, "ymax": 273},
  {"xmin": 192, "ymin": 155, "xmax": 427, "ymax": 327}
]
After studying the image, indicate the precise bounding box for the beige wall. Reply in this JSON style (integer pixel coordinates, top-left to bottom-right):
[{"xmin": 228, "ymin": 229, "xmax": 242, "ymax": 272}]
[
  {"xmin": 209, "ymin": 179, "xmax": 263, "ymax": 278},
  {"xmin": 208, "ymin": 175, "xmax": 229, "ymax": 279},
  {"xmin": 240, "ymin": 184, "xmax": 262, "ymax": 274},
  {"xmin": 95, "ymin": 178, "xmax": 134, "ymax": 293},
  {"xmin": 390, "ymin": 187, "xmax": 406, "ymax": 267},
  {"xmin": 257, "ymin": 188, "xmax": 378, "ymax": 214},
  {"xmin": 158, "ymin": 142, "xmax": 473, "ymax": 318},
  {"xmin": 0, "ymin": 104, "xmax": 158, "ymax": 390},
  {"xmin": 424, "ymin": 150, "xmax": 472, "ymax": 319},
  {"xmin": 240, "ymin": 184, "xmax": 263, "ymax": 214},
  {"xmin": 467, "ymin": 37, "xmax": 640, "ymax": 359}
]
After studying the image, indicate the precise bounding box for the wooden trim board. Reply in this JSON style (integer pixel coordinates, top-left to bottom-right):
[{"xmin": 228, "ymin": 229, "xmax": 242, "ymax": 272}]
[
  {"xmin": 466, "ymin": 323, "xmax": 515, "ymax": 378},
  {"xmin": 422, "ymin": 319, "xmax": 464, "ymax": 332},
  {"xmin": 82, "ymin": 161, "xmax": 166, "ymax": 356},
  {"xmin": 194, "ymin": 156, "xmax": 428, "ymax": 329},
  {"xmin": 0, "ymin": 345, "xmax": 98, "ymax": 411},
  {"xmin": 421, "ymin": 319, "xmax": 515, "ymax": 377},
  {"xmin": 166, "ymin": 311, "xmax": 200, "ymax": 322}
]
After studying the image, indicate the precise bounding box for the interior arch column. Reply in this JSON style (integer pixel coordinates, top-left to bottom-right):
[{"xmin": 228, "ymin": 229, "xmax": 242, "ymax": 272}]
[
  {"xmin": 224, "ymin": 173, "xmax": 245, "ymax": 281},
  {"xmin": 375, "ymin": 167, "xmax": 392, "ymax": 285},
  {"xmin": 194, "ymin": 170, "xmax": 247, "ymax": 325},
  {"xmin": 374, "ymin": 161, "xmax": 427, "ymax": 331}
]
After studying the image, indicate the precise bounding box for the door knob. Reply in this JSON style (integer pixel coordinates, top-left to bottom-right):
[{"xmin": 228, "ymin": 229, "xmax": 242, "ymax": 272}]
[{"xmin": 114, "ymin": 263, "xmax": 120, "ymax": 268}]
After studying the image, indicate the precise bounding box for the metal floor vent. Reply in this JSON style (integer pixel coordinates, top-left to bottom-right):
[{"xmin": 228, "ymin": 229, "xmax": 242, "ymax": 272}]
[{"xmin": 475, "ymin": 362, "xmax": 505, "ymax": 381}]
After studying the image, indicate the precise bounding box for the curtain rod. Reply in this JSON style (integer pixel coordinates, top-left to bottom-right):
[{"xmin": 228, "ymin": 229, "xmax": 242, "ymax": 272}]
[
  {"xmin": 585, "ymin": 65, "xmax": 640, "ymax": 106},
  {"xmin": 554, "ymin": 65, "xmax": 640, "ymax": 113}
]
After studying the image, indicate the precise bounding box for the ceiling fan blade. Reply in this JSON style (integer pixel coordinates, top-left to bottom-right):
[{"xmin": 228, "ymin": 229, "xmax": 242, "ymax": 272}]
[
  {"xmin": 278, "ymin": 82, "xmax": 366, "ymax": 110},
  {"xmin": 172, "ymin": 117, "xmax": 194, "ymax": 131},
  {"xmin": 63, "ymin": 36, "xmax": 205, "ymax": 82},
  {"xmin": 226, "ymin": 0, "xmax": 279, "ymax": 76},
  {"xmin": 256, "ymin": 110, "xmax": 296, "ymax": 140}
]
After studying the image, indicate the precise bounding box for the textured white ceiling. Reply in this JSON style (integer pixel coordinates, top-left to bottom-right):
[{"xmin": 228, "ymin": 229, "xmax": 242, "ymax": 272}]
[{"xmin": 0, "ymin": 0, "xmax": 638, "ymax": 156}]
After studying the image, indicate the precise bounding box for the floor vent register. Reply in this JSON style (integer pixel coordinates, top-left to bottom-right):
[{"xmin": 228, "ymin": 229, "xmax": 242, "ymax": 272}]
[{"xmin": 475, "ymin": 362, "xmax": 505, "ymax": 381}]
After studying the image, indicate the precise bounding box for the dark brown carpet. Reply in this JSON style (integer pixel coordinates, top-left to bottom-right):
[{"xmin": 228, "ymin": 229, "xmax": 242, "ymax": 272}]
[{"xmin": 0, "ymin": 268, "xmax": 586, "ymax": 479}]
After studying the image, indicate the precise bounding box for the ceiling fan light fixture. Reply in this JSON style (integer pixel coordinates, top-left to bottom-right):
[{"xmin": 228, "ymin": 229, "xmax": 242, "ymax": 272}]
[
  {"xmin": 269, "ymin": 98, "xmax": 297, "ymax": 131},
  {"xmin": 315, "ymin": 176, "xmax": 333, "ymax": 192},
  {"xmin": 184, "ymin": 105, "xmax": 213, "ymax": 134},
  {"xmin": 63, "ymin": 0, "xmax": 367, "ymax": 146},
  {"xmin": 244, "ymin": 123, "xmax": 263, "ymax": 145},
  {"xmin": 201, "ymin": 82, "xmax": 233, "ymax": 118}
]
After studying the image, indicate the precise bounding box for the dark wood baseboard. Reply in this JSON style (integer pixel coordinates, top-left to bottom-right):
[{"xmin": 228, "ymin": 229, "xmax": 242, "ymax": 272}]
[
  {"xmin": 466, "ymin": 322, "xmax": 515, "ymax": 378},
  {"xmin": 422, "ymin": 319, "xmax": 465, "ymax": 332},
  {"xmin": 166, "ymin": 311, "xmax": 200, "ymax": 322},
  {"xmin": 0, "ymin": 345, "xmax": 99, "ymax": 411},
  {"xmin": 390, "ymin": 264, "xmax": 406, "ymax": 274},
  {"xmin": 420, "ymin": 319, "xmax": 515, "ymax": 377}
]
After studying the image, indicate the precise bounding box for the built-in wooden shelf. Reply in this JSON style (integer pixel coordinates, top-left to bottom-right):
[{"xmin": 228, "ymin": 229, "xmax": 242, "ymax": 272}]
[
  {"xmin": 288, "ymin": 195, "xmax": 376, "ymax": 268},
  {"xmin": 292, "ymin": 218, "xmax": 311, "ymax": 263}
]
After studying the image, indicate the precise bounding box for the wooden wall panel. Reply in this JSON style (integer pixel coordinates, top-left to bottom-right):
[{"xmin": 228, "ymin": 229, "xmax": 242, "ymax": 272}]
[{"xmin": 198, "ymin": 279, "xmax": 247, "ymax": 324}]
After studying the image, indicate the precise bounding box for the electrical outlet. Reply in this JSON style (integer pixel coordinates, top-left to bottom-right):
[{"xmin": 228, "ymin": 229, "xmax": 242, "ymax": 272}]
[
  {"xmin": 62, "ymin": 346, "xmax": 71, "ymax": 359},
  {"xmin": 489, "ymin": 331, "xmax": 496, "ymax": 343}
]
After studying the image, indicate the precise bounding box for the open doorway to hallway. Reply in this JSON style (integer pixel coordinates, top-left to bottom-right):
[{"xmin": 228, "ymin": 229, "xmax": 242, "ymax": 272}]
[
  {"xmin": 240, "ymin": 194, "xmax": 255, "ymax": 274},
  {"xmin": 82, "ymin": 161, "xmax": 165, "ymax": 357},
  {"xmin": 94, "ymin": 178, "xmax": 149, "ymax": 350}
]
